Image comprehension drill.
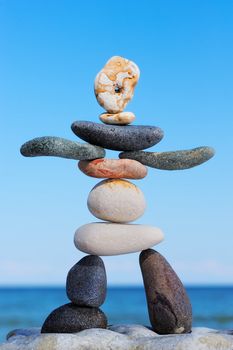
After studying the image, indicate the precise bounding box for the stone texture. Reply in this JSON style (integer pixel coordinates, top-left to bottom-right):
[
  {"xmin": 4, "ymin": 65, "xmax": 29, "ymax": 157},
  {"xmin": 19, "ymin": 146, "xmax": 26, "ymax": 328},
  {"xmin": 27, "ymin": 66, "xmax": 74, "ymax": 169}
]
[
  {"xmin": 3, "ymin": 326, "xmax": 233, "ymax": 350},
  {"xmin": 41, "ymin": 303, "xmax": 107, "ymax": 333},
  {"xmin": 87, "ymin": 179, "xmax": 146, "ymax": 223},
  {"xmin": 7, "ymin": 329, "xmax": 41, "ymax": 340},
  {"xmin": 120, "ymin": 146, "xmax": 215, "ymax": 170},
  {"xmin": 66, "ymin": 255, "xmax": 107, "ymax": 307},
  {"xmin": 140, "ymin": 249, "xmax": 192, "ymax": 334},
  {"xmin": 109, "ymin": 324, "xmax": 158, "ymax": 339},
  {"xmin": 74, "ymin": 223, "xmax": 164, "ymax": 256},
  {"xmin": 71, "ymin": 121, "xmax": 164, "ymax": 151},
  {"xmin": 78, "ymin": 158, "xmax": 147, "ymax": 179},
  {"xmin": 99, "ymin": 112, "xmax": 135, "ymax": 125},
  {"xmin": 94, "ymin": 56, "xmax": 140, "ymax": 113},
  {"xmin": 20, "ymin": 136, "xmax": 105, "ymax": 160}
]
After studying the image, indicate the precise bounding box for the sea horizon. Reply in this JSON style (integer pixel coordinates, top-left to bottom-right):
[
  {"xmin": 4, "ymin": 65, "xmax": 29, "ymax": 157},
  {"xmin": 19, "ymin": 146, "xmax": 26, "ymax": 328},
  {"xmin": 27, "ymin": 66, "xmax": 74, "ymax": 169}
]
[
  {"xmin": 1, "ymin": 285, "xmax": 233, "ymax": 343},
  {"xmin": 0, "ymin": 283, "xmax": 233, "ymax": 289}
]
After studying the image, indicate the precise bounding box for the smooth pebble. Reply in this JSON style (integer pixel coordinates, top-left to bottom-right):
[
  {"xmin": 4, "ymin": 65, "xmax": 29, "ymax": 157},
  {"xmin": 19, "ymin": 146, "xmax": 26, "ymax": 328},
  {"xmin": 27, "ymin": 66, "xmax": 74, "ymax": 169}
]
[
  {"xmin": 94, "ymin": 56, "xmax": 140, "ymax": 113},
  {"xmin": 66, "ymin": 255, "xmax": 107, "ymax": 307},
  {"xmin": 87, "ymin": 179, "xmax": 146, "ymax": 223},
  {"xmin": 71, "ymin": 121, "xmax": 164, "ymax": 151},
  {"xmin": 120, "ymin": 147, "xmax": 215, "ymax": 170},
  {"xmin": 78, "ymin": 158, "xmax": 147, "ymax": 179},
  {"xmin": 140, "ymin": 249, "xmax": 192, "ymax": 334},
  {"xmin": 20, "ymin": 136, "xmax": 105, "ymax": 160},
  {"xmin": 41, "ymin": 303, "xmax": 107, "ymax": 333},
  {"xmin": 74, "ymin": 222, "xmax": 164, "ymax": 256},
  {"xmin": 99, "ymin": 111, "xmax": 135, "ymax": 125}
]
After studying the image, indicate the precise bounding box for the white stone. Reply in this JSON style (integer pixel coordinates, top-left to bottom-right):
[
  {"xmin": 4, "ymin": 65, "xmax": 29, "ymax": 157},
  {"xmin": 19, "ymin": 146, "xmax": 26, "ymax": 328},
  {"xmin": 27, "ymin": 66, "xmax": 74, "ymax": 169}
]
[
  {"xmin": 99, "ymin": 111, "xmax": 135, "ymax": 125},
  {"xmin": 3, "ymin": 326, "xmax": 233, "ymax": 350},
  {"xmin": 94, "ymin": 56, "xmax": 140, "ymax": 113},
  {"xmin": 87, "ymin": 179, "xmax": 146, "ymax": 223},
  {"xmin": 74, "ymin": 222, "xmax": 164, "ymax": 256}
]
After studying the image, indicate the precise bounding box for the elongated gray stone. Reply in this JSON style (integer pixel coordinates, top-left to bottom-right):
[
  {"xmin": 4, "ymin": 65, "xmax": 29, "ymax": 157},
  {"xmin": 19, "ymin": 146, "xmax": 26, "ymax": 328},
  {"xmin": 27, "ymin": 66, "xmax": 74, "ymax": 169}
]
[
  {"xmin": 140, "ymin": 249, "xmax": 192, "ymax": 334},
  {"xmin": 20, "ymin": 136, "xmax": 105, "ymax": 160},
  {"xmin": 71, "ymin": 121, "xmax": 164, "ymax": 151},
  {"xmin": 119, "ymin": 146, "xmax": 215, "ymax": 170},
  {"xmin": 41, "ymin": 303, "xmax": 107, "ymax": 333},
  {"xmin": 66, "ymin": 255, "xmax": 107, "ymax": 307}
]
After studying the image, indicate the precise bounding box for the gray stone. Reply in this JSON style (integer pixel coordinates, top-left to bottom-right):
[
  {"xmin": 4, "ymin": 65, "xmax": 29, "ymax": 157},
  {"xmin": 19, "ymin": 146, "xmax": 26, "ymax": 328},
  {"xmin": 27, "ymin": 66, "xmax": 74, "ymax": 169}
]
[
  {"xmin": 71, "ymin": 121, "xmax": 164, "ymax": 151},
  {"xmin": 3, "ymin": 325, "xmax": 233, "ymax": 350},
  {"xmin": 66, "ymin": 255, "xmax": 107, "ymax": 307},
  {"xmin": 20, "ymin": 136, "xmax": 105, "ymax": 160},
  {"xmin": 41, "ymin": 303, "xmax": 107, "ymax": 333},
  {"xmin": 140, "ymin": 249, "xmax": 192, "ymax": 334},
  {"xmin": 119, "ymin": 146, "xmax": 215, "ymax": 170}
]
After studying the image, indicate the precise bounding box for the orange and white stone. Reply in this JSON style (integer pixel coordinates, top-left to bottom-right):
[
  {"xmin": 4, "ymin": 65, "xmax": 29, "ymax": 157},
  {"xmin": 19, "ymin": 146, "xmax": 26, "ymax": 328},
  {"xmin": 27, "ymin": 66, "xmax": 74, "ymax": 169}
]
[
  {"xmin": 87, "ymin": 179, "xmax": 146, "ymax": 223},
  {"xmin": 99, "ymin": 111, "xmax": 135, "ymax": 125},
  {"xmin": 94, "ymin": 56, "xmax": 140, "ymax": 113},
  {"xmin": 74, "ymin": 223, "xmax": 164, "ymax": 256},
  {"xmin": 78, "ymin": 158, "xmax": 147, "ymax": 179}
]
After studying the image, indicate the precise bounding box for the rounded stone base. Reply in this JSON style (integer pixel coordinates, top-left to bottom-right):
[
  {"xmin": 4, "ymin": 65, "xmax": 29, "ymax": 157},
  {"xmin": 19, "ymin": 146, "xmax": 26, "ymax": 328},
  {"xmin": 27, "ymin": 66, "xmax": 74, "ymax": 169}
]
[{"xmin": 2, "ymin": 325, "xmax": 233, "ymax": 350}]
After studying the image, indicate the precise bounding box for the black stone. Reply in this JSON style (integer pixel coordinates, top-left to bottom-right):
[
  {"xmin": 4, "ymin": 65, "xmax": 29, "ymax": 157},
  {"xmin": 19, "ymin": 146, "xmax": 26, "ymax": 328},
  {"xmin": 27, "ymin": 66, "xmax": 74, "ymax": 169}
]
[
  {"xmin": 41, "ymin": 303, "xmax": 107, "ymax": 333},
  {"xmin": 120, "ymin": 146, "xmax": 215, "ymax": 170},
  {"xmin": 71, "ymin": 121, "xmax": 164, "ymax": 151},
  {"xmin": 20, "ymin": 136, "xmax": 105, "ymax": 160},
  {"xmin": 66, "ymin": 255, "xmax": 107, "ymax": 307},
  {"xmin": 140, "ymin": 249, "xmax": 192, "ymax": 334}
]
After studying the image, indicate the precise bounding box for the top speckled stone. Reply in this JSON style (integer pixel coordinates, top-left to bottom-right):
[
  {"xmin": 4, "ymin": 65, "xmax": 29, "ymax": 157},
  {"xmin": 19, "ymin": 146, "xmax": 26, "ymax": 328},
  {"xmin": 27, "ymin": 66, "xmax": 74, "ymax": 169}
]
[
  {"xmin": 94, "ymin": 56, "xmax": 140, "ymax": 113},
  {"xmin": 71, "ymin": 121, "xmax": 164, "ymax": 151}
]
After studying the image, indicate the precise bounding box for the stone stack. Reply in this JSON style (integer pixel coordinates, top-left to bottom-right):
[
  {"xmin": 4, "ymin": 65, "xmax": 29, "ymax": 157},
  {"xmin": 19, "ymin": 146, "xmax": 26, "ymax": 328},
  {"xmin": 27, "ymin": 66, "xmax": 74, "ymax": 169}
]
[
  {"xmin": 20, "ymin": 56, "xmax": 215, "ymax": 335},
  {"xmin": 41, "ymin": 255, "xmax": 108, "ymax": 333}
]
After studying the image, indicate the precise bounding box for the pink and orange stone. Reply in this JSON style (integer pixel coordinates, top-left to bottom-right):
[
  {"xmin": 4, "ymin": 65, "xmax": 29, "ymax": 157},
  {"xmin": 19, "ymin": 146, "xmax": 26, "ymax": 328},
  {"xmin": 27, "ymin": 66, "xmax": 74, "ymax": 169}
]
[{"xmin": 78, "ymin": 158, "xmax": 148, "ymax": 179}]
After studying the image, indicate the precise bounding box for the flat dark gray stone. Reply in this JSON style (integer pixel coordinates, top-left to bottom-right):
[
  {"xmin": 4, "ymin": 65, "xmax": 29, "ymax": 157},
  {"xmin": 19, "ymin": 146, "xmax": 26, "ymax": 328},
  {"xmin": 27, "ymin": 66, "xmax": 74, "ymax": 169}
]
[
  {"xmin": 71, "ymin": 121, "xmax": 164, "ymax": 151},
  {"xmin": 66, "ymin": 255, "xmax": 107, "ymax": 307},
  {"xmin": 20, "ymin": 136, "xmax": 105, "ymax": 160},
  {"xmin": 41, "ymin": 303, "xmax": 107, "ymax": 333},
  {"xmin": 120, "ymin": 146, "xmax": 215, "ymax": 170},
  {"xmin": 140, "ymin": 249, "xmax": 192, "ymax": 334}
]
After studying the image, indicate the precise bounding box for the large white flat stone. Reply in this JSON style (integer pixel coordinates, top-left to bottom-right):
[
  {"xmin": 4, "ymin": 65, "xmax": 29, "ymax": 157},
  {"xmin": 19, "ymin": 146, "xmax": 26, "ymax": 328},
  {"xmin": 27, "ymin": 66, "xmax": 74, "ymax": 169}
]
[
  {"xmin": 2, "ymin": 325, "xmax": 233, "ymax": 350},
  {"xmin": 74, "ymin": 222, "xmax": 164, "ymax": 256}
]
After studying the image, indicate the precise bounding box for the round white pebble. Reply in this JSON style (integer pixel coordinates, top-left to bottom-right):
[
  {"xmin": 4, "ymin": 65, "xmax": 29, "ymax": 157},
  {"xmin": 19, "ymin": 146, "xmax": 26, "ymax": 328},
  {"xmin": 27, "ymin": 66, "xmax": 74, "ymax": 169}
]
[{"xmin": 87, "ymin": 179, "xmax": 146, "ymax": 223}]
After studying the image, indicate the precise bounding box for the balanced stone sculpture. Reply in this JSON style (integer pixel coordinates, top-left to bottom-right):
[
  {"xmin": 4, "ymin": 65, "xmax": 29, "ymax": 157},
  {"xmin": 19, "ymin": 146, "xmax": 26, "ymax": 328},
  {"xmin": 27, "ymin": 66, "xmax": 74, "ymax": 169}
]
[{"xmin": 14, "ymin": 56, "xmax": 218, "ymax": 347}]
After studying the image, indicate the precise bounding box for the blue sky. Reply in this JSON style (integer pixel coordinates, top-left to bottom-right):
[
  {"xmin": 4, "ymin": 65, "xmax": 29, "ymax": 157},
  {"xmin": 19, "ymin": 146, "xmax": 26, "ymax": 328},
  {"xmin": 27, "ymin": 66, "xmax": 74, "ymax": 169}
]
[{"xmin": 1, "ymin": 0, "xmax": 233, "ymax": 286}]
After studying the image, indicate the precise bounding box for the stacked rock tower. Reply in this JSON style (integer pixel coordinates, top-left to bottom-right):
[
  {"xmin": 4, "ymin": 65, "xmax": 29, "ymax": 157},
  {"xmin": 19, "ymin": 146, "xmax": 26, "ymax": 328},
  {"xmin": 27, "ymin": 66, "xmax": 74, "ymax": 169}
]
[{"xmin": 20, "ymin": 56, "xmax": 215, "ymax": 335}]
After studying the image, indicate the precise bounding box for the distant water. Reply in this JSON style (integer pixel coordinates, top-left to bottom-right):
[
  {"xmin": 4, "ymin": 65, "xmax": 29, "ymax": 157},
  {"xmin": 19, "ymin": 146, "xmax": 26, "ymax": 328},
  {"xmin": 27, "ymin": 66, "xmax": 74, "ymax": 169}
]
[{"xmin": 0, "ymin": 286, "xmax": 233, "ymax": 342}]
